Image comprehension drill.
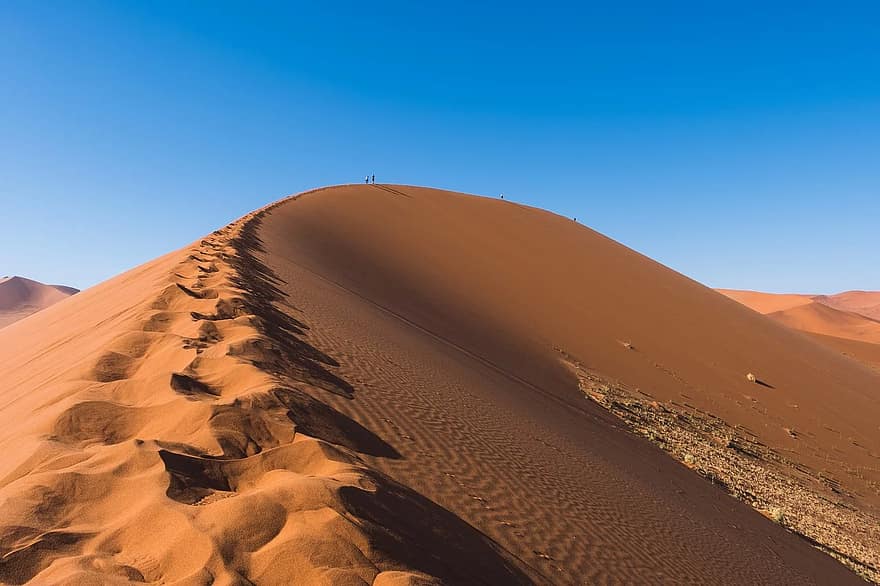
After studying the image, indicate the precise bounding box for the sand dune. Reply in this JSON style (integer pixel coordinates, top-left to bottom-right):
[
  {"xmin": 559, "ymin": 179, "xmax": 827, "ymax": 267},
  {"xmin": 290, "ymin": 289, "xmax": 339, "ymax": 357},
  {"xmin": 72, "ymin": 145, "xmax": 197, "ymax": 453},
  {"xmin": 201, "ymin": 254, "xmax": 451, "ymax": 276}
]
[
  {"xmin": 720, "ymin": 289, "xmax": 880, "ymax": 369},
  {"xmin": 716, "ymin": 289, "xmax": 814, "ymax": 314},
  {"xmin": 768, "ymin": 301, "xmax": 880, "ymax": 345},
  {"xmin": 805, "ymin": 333, "xmax": 880, "ymax": 372},
  {"xmin": 817, "ymin": 290, "xmax": 880, "ymax": 321},
  {"xmin": 0, "ymin": 276, "xmax": 77, "ymax": 329},
  {"xmin": 259, "ymin": 185, "xmax": 879, "ymax": 581},
  {"xmin": 0, "ymin": 185, "xmax": 877, "ymax": 584}
]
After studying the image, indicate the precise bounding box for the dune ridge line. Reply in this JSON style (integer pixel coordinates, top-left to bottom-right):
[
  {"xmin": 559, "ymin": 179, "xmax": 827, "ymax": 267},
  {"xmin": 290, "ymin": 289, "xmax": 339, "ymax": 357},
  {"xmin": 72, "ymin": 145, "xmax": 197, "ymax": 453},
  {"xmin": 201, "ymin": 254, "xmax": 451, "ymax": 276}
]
[{"xmin": 0, "ymin": 188, "xmax": 528, "ymax": 584}]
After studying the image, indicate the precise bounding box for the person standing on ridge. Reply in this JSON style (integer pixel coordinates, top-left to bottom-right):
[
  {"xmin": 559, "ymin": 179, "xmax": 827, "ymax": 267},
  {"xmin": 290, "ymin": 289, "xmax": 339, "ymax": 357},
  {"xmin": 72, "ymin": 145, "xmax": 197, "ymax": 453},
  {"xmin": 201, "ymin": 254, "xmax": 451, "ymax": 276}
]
[
  {"xmin": 371, "ymin": 173, "xmax": 375, "ymax": 184},
  {"xmin": 364, "ymin": 175, "xmax": 369, "ymax": 184}
]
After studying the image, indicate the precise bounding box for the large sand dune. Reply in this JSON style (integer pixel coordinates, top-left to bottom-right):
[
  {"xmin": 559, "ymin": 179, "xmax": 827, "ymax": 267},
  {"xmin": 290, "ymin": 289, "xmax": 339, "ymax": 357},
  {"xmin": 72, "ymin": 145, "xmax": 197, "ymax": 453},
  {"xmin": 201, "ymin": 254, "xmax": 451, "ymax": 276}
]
[
  {"xmin": 0, "ymin": 276, "xmax": 77, "ymax": 329},
  {"xmin": 1, "ymin": 185, "xmax": 878, "ymax": 584},
  {"xmin": 716, "ymin": 289, "xmax": 814, "ymax": 314}
]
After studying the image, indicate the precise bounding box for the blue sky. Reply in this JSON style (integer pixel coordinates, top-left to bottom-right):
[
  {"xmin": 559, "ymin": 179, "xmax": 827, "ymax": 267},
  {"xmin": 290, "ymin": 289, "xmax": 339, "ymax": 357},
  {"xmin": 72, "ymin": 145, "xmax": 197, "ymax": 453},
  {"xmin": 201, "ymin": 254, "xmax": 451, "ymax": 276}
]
[{"xmin": 1, "ymin": 2, "xmax": 878, "ymax": 292}]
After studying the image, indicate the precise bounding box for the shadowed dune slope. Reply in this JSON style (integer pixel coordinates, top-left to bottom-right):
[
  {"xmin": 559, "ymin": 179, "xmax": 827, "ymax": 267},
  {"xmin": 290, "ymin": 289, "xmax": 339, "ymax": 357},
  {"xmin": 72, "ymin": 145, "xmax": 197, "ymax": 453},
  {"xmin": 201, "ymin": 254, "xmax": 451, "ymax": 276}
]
[
  {"xmin": 255, "ymin": 184, "xmax": 880, "ymax": 583},
  {"xmin": 0, "ymin": 276, "xmax": 78, "ymax": 329}
]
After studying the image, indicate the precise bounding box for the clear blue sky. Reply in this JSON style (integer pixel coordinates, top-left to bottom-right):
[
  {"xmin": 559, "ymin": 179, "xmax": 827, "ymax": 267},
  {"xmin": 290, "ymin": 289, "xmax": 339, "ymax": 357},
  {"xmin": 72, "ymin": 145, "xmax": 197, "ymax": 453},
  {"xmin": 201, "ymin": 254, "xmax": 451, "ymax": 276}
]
[{"xmin": 2, "ymin": 2, "xmax": 878, "ymax": 292}]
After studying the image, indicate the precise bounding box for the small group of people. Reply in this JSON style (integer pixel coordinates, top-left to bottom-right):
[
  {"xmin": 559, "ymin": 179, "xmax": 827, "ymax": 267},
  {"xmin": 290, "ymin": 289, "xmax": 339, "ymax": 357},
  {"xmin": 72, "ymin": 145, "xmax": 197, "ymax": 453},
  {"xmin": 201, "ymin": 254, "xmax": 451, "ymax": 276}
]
[{"xmin": 364, "ymin": 173, "xmax": 376, "ymax": 184}]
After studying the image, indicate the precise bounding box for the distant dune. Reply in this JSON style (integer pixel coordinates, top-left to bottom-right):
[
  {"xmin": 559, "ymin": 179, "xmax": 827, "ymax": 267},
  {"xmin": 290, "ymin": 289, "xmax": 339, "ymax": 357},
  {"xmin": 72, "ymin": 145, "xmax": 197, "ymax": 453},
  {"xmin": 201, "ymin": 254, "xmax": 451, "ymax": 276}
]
[
  {"xmin": 720, "ymin": 288, "xmax": 880, "ymax": 370},
  {"xmin": 0, "ymin": 275, "xmax": 78, "ymax": 328},
  {"xmin": 768, "ymin": 301, "xmax": 880, "ymax": 345},
  {"xmin": 816, "ymin": 290, "xmax": 880, "ymax": 321},
  {"xmin": 716, "ymin": 288, "xmax": 814, "ymax": 314},
  {"xmin": 0, "ymin": 185, "xmax": 877, "ymax": 584}
]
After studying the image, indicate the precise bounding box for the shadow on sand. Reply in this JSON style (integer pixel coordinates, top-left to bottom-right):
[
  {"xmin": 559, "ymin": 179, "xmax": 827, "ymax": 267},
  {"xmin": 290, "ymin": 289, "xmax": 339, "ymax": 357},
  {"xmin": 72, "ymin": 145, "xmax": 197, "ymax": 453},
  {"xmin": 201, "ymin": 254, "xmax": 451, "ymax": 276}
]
[{"xmin": 227, "ymin": 209, "xmax": 534, "ymax": 584}]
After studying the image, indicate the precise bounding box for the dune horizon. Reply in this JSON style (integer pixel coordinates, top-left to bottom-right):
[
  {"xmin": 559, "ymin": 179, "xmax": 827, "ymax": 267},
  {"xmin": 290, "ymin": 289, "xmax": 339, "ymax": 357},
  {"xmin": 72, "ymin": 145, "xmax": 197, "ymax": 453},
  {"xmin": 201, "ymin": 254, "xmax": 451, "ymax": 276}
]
[
  {"xmin": 1, "ymin": 184, "xmax": 878, "ymax": 584},
  {"xmin": 719, "ymin": 288, "xmax": 880, "ymax": 371},
  {"xmin": 0, "ymin": 276, "xmax": 78, "ymax": 329}
]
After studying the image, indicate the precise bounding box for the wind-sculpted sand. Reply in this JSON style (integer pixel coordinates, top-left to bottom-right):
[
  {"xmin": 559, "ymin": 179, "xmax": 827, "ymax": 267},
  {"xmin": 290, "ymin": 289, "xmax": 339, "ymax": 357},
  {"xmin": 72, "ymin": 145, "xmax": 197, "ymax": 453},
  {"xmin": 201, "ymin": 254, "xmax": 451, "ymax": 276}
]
[
  {"xmin": 0, "ymin": 198, "xmax": 524, "ymax": 584},
  {"xmin": 0, "ymin": 185, "xmax": 876, "ymax": 584}
]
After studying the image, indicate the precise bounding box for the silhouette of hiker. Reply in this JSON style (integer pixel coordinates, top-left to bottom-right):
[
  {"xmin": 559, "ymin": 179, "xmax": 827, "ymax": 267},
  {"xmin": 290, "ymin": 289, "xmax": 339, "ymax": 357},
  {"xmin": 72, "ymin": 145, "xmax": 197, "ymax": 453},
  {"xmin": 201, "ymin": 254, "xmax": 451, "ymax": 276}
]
[
  {"xmin": 371, "ymin": 174, "xmax": 375, "ymax": 184},
  {"xmin": 364, "ymin": 175, "xmax": 369, "ymax": 184}
]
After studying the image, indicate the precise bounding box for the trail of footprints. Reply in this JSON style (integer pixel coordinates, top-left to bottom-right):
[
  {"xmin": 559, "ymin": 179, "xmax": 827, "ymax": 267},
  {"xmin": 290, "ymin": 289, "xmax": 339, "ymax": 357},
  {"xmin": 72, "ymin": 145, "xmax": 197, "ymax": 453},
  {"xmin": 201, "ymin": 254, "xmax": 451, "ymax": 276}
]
[
  {"xmin": 3, "ymin": 210, "xmax": 413, "ymax": 584},
  {"xmin": 64, "ymin": 228, "xmax": 318, "ymax": 497},
  {"xmin": 4, "ymin": 195, "xmax": 529, "ymax": 585}
]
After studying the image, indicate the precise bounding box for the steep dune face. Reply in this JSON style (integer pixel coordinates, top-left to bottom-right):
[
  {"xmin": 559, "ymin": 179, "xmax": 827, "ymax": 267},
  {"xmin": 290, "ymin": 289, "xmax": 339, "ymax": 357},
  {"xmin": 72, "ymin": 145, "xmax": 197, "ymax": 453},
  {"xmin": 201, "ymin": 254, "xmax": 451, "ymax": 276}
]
[
  {"xmin": 265, "ymin": 185, "xmax": 880, "ymax": 505},
  {"xmin": 0, "ymin": 276, "xmax": 78, "ymax": 329},
  {"xmin": 257, "ymin": 185, "xmax": 880, "ymax": 582},
  {"xmin": 0, "ymin": 185, "xmax": 876, "ymax": 584},
  {"xmin": 0, "ymin": 204, "xmax": 519, "ymax": 584}
]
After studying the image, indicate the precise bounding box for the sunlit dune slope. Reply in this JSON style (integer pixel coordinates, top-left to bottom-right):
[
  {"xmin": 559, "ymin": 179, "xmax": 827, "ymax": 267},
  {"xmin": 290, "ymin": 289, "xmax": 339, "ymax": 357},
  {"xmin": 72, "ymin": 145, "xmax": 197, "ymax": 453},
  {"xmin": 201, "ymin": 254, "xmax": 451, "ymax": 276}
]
[
  {"xmin": 716, "ymin": 288, "xmax": 814, "ymax": 314},
  {"xmin": 768, "ymin": 301, "xmax": 880, "ymax": 345},
  {"xmin": 0, "ymin": 206, "xmax": 505, "ymax": 584},
  {"xmin": 817, "ymin": 291, "xmax": 880, "ymax": 321}
]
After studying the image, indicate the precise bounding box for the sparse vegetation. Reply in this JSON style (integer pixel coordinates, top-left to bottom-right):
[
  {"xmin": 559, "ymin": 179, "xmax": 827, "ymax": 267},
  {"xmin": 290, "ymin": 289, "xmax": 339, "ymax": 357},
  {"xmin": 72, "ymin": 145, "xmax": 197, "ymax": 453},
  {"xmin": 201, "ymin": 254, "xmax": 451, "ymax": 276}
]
[
  {"xmin": 766, "ymin": 506, "xmax": 785, "ymax": 524},
  {"xmin": 569, "ymin": 361, "xmax": 880, "ymax": 583}
]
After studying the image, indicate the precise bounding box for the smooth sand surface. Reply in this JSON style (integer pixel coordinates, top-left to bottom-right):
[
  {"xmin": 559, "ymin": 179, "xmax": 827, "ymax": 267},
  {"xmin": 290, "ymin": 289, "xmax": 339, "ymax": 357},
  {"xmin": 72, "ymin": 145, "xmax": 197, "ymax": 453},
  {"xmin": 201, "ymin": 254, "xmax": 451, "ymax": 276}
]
[
  {"xmin": 817, "ymin": 291, "xmax": 880, "ymax": 321},
  {"xmin": 0, "ymin": 276, "xmax": 77, "ymax": 329},
  {"xmin": 768, "ymin": 302, "xmax": 880, "ymax": 345},
  {"xmin": 719, "ymin": 289, "xmax": 880, "ymax": 323},
  {"xmin": 0, "ymin": 185, "xmax": 876, "ymax": 584},
  {"xmin": 806, "ymin": 333, "xmax": 880, "ymax": 372},
  {"xmin": 721, "ymin": 289, "xmax": 880, "ymax": 370},
  {"xmin": 716, "ymin": 289, "xmax": 814, "ymax": 314}
]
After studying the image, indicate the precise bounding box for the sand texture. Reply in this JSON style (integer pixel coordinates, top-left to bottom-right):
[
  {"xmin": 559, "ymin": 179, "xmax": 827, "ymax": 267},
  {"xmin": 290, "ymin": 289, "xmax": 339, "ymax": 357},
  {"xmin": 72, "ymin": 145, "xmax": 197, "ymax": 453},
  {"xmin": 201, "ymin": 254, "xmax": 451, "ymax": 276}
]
[{"xmin": 1, "ymin": 185, "xmax": 878, "ymax": 584}]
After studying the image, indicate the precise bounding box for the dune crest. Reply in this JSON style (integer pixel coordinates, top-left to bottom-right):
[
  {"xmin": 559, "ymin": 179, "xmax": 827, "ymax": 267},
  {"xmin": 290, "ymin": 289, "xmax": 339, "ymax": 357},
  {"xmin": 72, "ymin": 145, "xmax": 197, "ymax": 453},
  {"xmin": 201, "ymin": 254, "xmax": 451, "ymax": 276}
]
[
  {"xmin": 0, "ymin": 197, "xmax": 522, "ymax": 584},
  {"xmin": 817, "ymin": 291, "xmax": 880, "ymax": 321},
  {"xmin": 720, "ymin": 289, "xmax": 880, "ymax": 370}
]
